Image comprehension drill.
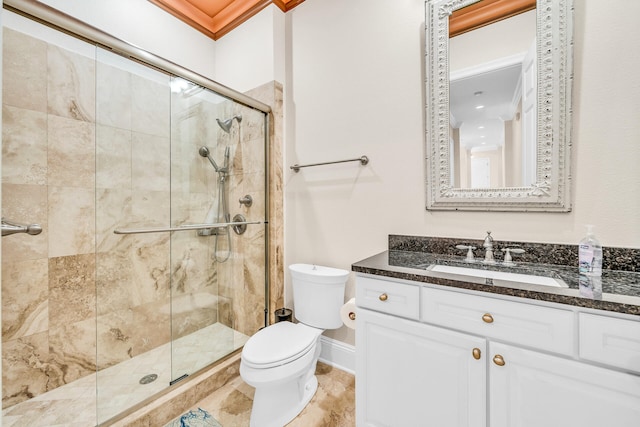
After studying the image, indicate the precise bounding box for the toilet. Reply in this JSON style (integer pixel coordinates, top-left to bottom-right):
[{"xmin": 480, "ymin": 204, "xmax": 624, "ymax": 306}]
[{"xmin": 240, "ymin": 263, "xmax": 349, "ymax": 427}]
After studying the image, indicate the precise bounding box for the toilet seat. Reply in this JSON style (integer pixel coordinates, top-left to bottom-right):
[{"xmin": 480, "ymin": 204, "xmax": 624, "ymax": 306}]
[{"xmin": 242, "ymin": 322, "xmax": 322, "ymax": 369}]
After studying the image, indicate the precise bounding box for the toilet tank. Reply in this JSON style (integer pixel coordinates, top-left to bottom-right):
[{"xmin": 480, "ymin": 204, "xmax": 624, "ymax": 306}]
[{"xmin": 289, "ymin": 264, "xmax": 349, "ymax": 330}]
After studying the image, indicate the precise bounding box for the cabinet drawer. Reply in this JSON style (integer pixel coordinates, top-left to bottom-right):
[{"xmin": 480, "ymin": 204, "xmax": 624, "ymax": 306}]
[
  {"xmin": 422, "ymin": 287, "xmax": 575, "ymax": 355},
  {"xmin": 579, "ymin": 313, "xmax": 640, "ymax": 374},
  {"xmin": 356, "ymin": 276, "xmax": 420, "ymax": 319}
]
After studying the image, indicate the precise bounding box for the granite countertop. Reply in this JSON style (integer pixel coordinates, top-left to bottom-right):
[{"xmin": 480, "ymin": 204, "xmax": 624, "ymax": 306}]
[{"xmin": 352, "ymin": 250, "xmax": 640, "ymax": 316}]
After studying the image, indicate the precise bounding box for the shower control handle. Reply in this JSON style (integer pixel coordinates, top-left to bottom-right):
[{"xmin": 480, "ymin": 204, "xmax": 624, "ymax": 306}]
[
  {"xmin": 2, "ymin": 217, "xmax": 43, "ymax": 237},
  {"xmin": 239, "ymin": 195, "xmax": 253, "ymax": 207}
]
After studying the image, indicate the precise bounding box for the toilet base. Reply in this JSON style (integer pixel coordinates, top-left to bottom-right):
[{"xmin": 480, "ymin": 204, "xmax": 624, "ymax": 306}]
[{"xmin": 249, "ymin": 369, "xmax": 319, "ymax": 427}]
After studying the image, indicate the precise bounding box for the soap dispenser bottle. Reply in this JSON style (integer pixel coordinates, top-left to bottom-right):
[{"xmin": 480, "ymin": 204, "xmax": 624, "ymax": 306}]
[{"xmin": 579, "ymin": 225, "xmax": 602, "ymax": 276}]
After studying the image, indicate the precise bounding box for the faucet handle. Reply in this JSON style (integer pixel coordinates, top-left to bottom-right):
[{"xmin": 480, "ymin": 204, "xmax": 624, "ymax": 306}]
[
  {"xmin": 483, "ymin": 231, "xmax": 494, "ymax": 247},
  {"xmin": 456, "ymin": 244, "xmax": 477, "ymax": 262},
  {"xmin": 501, "ymin": 248, "xmax": 525, "ymax": 265}
]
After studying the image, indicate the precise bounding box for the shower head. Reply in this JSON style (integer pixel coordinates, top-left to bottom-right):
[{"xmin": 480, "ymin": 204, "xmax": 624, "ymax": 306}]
[{"xmin": 216, "ymin": 114, "xmax": 242, "ymax": 133}]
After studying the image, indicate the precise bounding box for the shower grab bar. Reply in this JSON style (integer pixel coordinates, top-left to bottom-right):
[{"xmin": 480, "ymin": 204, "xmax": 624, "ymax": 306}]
[
  {"xmin": 2, "ymin": 217, "xmax": 43, "ymax": 237},
  {"xmin": 113, "ymin": 220, "xmax": 263, "ymax": 235},
  {"xmin": 290, "ymin": 155, "xmax": 369, "ymax": 173}
]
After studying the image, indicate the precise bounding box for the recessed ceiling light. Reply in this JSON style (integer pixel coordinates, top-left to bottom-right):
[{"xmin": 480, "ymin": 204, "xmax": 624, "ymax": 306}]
[
  {"xmin": 475, "ymin": 105, "xmax": 485, "ymax": 109},
  {"xmin": 478, "ymin": 126, "xmax": 485, "ymax": 129}
]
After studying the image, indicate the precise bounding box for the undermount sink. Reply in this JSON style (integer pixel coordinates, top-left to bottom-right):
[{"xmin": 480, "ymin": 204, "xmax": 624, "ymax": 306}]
[{"xmin": 427, "ymin": 264, "xmax": 568, "ymax": 288}]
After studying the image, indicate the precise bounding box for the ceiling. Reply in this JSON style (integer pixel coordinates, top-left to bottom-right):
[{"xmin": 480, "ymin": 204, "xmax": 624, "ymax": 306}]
[
  {"xmin": 148, "ymin": 0, "xmax": 305, "ymax": 40},
  {"xmin": 450, "ymin": 63, "xmax": 522, "ymax": 150}
]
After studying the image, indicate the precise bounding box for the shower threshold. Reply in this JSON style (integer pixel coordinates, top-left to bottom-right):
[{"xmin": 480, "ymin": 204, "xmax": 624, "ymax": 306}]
[{"xmin": 2, "ymin": 323, "xmax": 249, "ymax": 427}]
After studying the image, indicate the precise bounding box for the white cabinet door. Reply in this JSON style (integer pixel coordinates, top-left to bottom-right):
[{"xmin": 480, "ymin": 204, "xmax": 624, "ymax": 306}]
[
  {"xmin": 356, "ymin": 308, "xmax": 486, "ymax": 427},
  {"xmin": 490, "ymin": 342, "xmax": 640, "ymax": 427}
]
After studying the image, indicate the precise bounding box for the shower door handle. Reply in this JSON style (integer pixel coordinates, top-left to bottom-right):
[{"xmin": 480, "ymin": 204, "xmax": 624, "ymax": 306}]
[
  {"xmin": 2, "ymin": 217, "xmax": 43, "ymax": 237},
  {"xmin": 113, "ymin": 220, "xmax": 263, "ymax": 235}
]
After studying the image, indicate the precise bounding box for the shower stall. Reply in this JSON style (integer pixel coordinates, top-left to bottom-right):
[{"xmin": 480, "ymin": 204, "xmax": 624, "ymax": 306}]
[{"xmin": 1, "ymin": 3, "xmax": 270, "ymax": 425}]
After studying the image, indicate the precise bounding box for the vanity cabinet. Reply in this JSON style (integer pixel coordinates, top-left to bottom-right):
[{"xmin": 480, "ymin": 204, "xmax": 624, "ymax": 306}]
[
  {"xmin": 490, "ymin": 342, "xmax": 640, "ymax": 427},
  {"xmin": 356, "ymin": 307, "xmax": 486, "ymax": 427},
  {"xmin": 355, "ymin": 275, "xmax": 640, "ymax": 427}
]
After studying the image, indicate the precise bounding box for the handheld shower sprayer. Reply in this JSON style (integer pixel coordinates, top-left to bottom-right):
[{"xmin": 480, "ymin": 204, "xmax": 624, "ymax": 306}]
[
  {"xmin": 199, "ymin": 146, "xmax": 221, "ymax": 172},
  {"xmin": 199, "ymin": 145, "xmax": 230, "ymax": 175},
  {"xmin": 216, "ymin": 114, "xmax": 242, "ymax": 133}
]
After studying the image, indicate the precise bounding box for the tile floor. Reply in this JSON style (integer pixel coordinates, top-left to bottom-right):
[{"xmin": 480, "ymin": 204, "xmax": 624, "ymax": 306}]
[{"xmin": 176, "ymin": 362, "xmax": 356, "ymax": 427}]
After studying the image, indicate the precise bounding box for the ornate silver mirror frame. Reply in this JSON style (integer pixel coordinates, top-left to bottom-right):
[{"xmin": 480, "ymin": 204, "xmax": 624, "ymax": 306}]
[{"xmin": 425, "ymin": 0, "xmax": 574, "ymax": 211}]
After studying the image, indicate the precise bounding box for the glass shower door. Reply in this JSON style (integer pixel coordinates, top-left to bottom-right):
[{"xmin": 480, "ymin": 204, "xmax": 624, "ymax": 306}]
[
  {"xmin": 95, "ymin": 46, "xmax": 173, "ymax": 423},
  {"xmin": 169, "ymin": 77, "xmax": 268, "ymax": 381}
]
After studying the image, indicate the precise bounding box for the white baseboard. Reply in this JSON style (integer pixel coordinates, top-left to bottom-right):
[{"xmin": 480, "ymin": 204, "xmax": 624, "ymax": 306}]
[{"xmin": 318, "ymin": 336, "xmax": 355, "ymax": 375}]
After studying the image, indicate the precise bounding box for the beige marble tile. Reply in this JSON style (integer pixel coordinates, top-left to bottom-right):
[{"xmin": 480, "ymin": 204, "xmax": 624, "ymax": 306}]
[
  {"xmin": 47, "ymin": 114, "xmax": 95, "ymax": 188},
  {"xmin": 288, "ymin": 363, "xmax": 356, "ymax": 427},
  {"xmin": 47, "ymin": 44, "xmax": 96, "ymax": 122},
  {"xmin": 127, "ymin": 300, "xmax": 172, "ymax": 358},
  {"xmin": 96, "ymin": 250, "xmax": 135, "ymax": 316},
  {"xmin": 129, "ymin": 233, "xmax": 171, "ymax": 304},
  {"xmin": 1, "ymin": 258, "xmax": 49, "ymax": 341},
  {"xmin": 2, "ymin": 28, "xmax": 48, "ymax": 112},
  {"xmin": 47, "ymin": 186, "xmax": 95, "ymax": 257},
  {"xmin": 2, "ymin": 105, "xmax": 48, "ymax": 185},
  {"xmin": 2, "ymin": 332, "xmax": 51, "ymax": 408},
  {"xmin": 131, "ymin": 73, "xmax": 170, "ymax": 138},
  {"xmin": 97, "ymin": 125, "xmax": 132, "ymax": 190},
  {"xmin": 190, "ymin": 362, "xmax": 355, "ymax": 427},
  {"xmin": 132, "ymin": 132, "xmax": 170, "ymax": 192},
  {"xmin": 170, "ymin": 233, "xmax": 215, "ymax": 295},
  {"xmin": 245, "ymin": 81, "xmax": 285, "ymax": 323},
  {"xmin": 97, "ymin": 299, "xmax": 172, "ymax": 366},
  {"xmin": 171, "ymin": 295, "xmax": 218, "ymax": 340},
  {"xmin": 95, "ymin": 309, "xmax": 138, "ymax": 369},
  {"xmin": 48, "ymin": 254, "xmax": 96, "ymax": 327},
  {"xmin": 96, "ymin": 61, "xmax": 132, "ymax": 129},
  {"xmin": 96, "ymin": 188, "xmax": 133, "ymax": 253},
  {"xmin": 1, "ymin": 184, "xmax": 48, "ymax": 262},
  {"xmin": 48, "ymin": 316, "xmax": 97, "ymax": 386}
]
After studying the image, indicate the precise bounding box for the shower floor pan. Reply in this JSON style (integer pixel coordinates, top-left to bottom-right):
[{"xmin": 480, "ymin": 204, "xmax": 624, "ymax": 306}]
[{"xmin": 2, "ymin": 323, "xmax": 249, "ymax": 427}]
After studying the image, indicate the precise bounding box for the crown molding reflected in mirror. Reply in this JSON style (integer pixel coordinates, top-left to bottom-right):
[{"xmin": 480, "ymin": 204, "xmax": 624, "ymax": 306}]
[
  {"xmin": 425, "ymin": 0, "xmax": 574, "ymax": 211},
  {"xmin": 449, "ymin": 0, "xmax": 536, "ymax": 37}
]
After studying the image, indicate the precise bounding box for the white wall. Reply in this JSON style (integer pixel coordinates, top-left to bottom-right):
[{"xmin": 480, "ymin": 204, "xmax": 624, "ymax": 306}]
[
  {"xmin": 35, "ymin": 0, "xmax": 217, "ymax": 79},
  {"xmin": 215, "ymin": 4, "xmax": 285, "ymax": 92},
  {"xmin": 284, "ymin": 0, "xmax": 640, "ymax": 345}
]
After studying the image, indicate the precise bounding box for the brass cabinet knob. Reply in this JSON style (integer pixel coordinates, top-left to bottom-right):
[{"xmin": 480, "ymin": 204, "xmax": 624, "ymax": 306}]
[
  {"xmin": 482, "ymin": 313, "xmax": 494, "ymax": 323},
  {"xmin": 379, "ymin": 293, "xmax": 388, "ymax": 301},
  {"xmin": 493, "ymin": 354, "xmax": 505, "ymax": 366},
  {"xmin": 348, "ymin": 312, "xmax": 356, "ymax": 320},
  {"xmin": 472, "ymin": 348, "xmax": 482, "ymax": 360}
]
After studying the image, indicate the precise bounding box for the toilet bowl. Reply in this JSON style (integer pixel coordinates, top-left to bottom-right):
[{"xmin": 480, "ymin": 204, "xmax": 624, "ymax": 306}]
[{"xmin": 240, "ymin": 264, "xmax": 349, "ymax": 427}]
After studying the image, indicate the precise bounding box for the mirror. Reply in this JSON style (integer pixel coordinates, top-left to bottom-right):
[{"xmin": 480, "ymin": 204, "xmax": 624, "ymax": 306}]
[{"xmin": 425, "ymin": 0, "xmax": 574, "ymax": 211}]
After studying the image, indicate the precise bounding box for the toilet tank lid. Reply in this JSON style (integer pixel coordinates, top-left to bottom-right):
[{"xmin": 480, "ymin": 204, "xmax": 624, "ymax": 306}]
[
  {"xmin": 289, "ymin": 264, "xmax": 349, "ymax": 278},
  {"xmin": 242, "ymin": 322, "xmax": 321, "ymax": 367}
]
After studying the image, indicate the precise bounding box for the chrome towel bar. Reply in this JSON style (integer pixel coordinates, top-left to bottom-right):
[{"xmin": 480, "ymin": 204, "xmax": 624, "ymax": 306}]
[
  {"xmin": 290, "ymin": 155, "xmax": 369, "ymax": 173},
  {"xmin": 2, "ymin": 217, "xmax": 43, "ymax": 237},
  {"xmin": 113, "ymin": 220, "xmax": 263, "ymax": 235}
]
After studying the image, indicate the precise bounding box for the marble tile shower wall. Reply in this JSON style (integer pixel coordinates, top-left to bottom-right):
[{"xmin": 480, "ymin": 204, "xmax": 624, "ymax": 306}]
[
  {"xmin": 1, "ymin": 26, "xmax": 267, "ymax": 410},
  {"xmin": 2, "ymin": 27, "xmax": 99, "ymax": 408}
]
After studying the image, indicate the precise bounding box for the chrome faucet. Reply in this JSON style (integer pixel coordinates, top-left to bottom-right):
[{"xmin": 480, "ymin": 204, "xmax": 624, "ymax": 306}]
[{"xmin": 483, "ymin": 231, "xmax": 495, "ymax": 264}]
